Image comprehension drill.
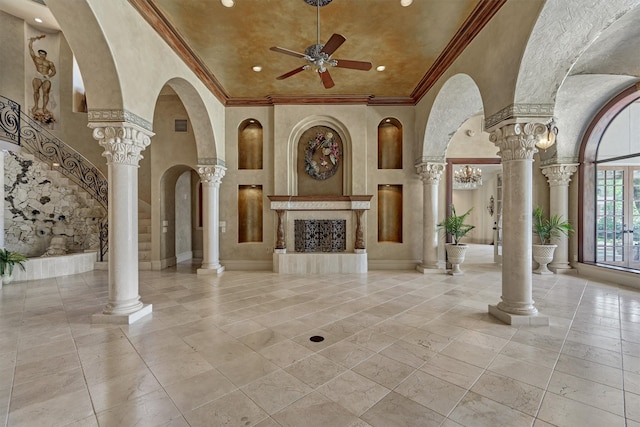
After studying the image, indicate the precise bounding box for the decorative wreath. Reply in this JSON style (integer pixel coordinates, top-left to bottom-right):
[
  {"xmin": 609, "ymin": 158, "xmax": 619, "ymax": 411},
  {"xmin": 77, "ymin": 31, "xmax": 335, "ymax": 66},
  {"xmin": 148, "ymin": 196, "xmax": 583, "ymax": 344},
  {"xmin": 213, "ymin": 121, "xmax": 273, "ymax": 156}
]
[{"xmin": 304, "ymin": 131, "xmax": 341, "ymax": 180}]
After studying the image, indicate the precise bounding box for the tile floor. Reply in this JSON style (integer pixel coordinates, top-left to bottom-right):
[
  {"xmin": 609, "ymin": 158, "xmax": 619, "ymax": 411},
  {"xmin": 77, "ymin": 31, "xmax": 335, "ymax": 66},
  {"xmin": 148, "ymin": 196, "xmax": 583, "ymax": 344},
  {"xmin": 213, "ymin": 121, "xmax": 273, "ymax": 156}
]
[{"xmin": 1, "ymin": 245, "xmax": 639, "ymax": 426}]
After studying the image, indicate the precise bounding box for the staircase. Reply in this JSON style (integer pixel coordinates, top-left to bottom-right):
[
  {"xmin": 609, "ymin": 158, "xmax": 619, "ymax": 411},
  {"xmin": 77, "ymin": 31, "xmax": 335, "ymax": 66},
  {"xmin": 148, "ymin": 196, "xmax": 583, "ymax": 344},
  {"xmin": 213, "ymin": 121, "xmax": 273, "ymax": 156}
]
[
  {"xmin": 4, "ymin": 151, "xmax": 106, "ymax": 256},
  {"xmin": 138, "ymin": 202, "xmax": 152, "ymax": 270}
]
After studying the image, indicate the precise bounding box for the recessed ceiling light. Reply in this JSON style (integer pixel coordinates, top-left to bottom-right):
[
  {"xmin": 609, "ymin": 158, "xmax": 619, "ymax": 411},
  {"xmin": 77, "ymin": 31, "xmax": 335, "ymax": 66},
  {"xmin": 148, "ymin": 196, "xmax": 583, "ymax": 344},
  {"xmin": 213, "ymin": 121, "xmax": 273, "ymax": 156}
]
[
  {"xmin": 221, "ymin": 0, "xmax": 234, "ymax": 7},
  {"xmin": 34, "ymin": 18, "xmax": 43, "ymax": 23},
  {"xmin": 376, "ymin": 65, "xmax": 386, "ymax": 72},
  {"xmin": 400, "ymin": 0, "xmax": 413, "ymax": 6},
  {"xmin": 385, "ymin": 119, "xmax": 391, "ymax": 123},
  {"xmin": 252, "ymin": 66, "xmax": 262, "ymax": 72}
]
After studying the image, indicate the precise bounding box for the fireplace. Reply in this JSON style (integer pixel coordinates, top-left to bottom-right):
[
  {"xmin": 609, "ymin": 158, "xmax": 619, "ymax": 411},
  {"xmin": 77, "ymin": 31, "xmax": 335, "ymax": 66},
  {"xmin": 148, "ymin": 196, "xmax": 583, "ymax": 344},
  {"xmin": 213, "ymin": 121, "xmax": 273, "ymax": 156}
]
[{"xmin": 268, "ymin": 195, "xmax": 372, "ymax": 273}]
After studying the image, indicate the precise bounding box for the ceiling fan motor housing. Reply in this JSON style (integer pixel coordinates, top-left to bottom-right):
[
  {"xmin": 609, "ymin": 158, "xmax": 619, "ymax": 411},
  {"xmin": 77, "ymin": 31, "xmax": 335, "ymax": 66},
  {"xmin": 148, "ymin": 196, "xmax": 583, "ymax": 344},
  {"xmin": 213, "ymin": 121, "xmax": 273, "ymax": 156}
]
[{"xmin": 303, "ymin": 0, "xmax": 332, "ymax": 6}]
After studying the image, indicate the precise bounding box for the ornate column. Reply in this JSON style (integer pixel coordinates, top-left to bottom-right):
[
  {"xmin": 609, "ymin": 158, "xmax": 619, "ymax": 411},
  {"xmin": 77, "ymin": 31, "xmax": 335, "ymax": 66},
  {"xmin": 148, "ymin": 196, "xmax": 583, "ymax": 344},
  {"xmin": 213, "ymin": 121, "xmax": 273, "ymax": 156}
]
[
  {"xmin": 354, "ymin": 209, "xmax": 365, "ymax": 251},
  {"xmin": 542, "ymin": 164, "xmax": 578, "ymax": 272},
  {"xmin": 488, "ymin": 122, "xmax": 548, "ymax": 326},
  {"xmin": 416, "ymin": 162, "xmax": 446, "ymax": 272},
  {"xmin": 89, "ymin": 122, "xmax": 153, "ymax": 324},
  {"xmin": 197, "ymin": 165, "xmax": 226, "ymax": 274},
  {"xmin": 275, "ymin": 209, "xmax": 286, "ymax": 250}
]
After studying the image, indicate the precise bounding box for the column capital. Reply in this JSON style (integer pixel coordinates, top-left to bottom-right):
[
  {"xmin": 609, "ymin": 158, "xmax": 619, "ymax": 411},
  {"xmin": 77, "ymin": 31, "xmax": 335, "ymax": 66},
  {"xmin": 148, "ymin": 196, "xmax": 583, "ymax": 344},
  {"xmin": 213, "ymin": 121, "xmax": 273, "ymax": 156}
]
[
  {"xmin": 541, "ymin": 164, "xmax": 579, "ymax": 187},
  {"xmin": 415, "ymin": 162, "xmax": 446, "ymax": 184},
  {"xmin": 89, "ymin": 122, "xmax": 153, "ymax": 167},
  {"xmin": 198, "ymin": 165, "xmax": 226, "ymax": 184},
  {"xmin": 489, "ymin": 122, "xmax": 545, "ymax": 161}
]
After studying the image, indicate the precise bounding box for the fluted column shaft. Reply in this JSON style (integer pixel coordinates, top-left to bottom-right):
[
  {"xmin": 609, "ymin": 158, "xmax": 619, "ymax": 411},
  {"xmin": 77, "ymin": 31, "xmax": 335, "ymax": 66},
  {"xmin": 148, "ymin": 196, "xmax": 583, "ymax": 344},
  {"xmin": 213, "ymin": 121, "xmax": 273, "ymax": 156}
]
[
  {"xmin": 542, "ymin": 164, "xmax": 578, "ymax": 271},
  {"xmin": 489, "ymin": 122, "xmax": 548, "ymax": 325},
  {"xmin": 90, "ymin": 123, "xmax": 152, "ymax": 320},
  {"xmin": 416, "ymin": 162, "xmax": 446, "ymax": 272},
  {"xmin": 197, "ymin": 165, "xmax": 226, "ymax": 274}
]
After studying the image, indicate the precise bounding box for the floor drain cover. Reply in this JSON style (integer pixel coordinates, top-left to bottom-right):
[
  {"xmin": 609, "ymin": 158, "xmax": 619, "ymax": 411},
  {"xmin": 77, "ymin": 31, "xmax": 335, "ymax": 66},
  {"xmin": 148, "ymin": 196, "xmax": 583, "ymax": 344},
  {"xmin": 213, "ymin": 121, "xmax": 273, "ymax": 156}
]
[{"xmin": 309, "ymin": 335, "xmax": 325, "ymax": 342}]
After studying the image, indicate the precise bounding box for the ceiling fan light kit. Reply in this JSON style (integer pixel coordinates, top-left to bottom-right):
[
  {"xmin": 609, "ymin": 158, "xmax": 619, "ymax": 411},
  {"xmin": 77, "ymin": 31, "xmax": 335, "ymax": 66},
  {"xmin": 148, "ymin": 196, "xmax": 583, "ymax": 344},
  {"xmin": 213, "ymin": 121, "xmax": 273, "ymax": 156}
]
[{"xmin": 270, "ymin": 0, "xmax": 372, "ymax": 89}]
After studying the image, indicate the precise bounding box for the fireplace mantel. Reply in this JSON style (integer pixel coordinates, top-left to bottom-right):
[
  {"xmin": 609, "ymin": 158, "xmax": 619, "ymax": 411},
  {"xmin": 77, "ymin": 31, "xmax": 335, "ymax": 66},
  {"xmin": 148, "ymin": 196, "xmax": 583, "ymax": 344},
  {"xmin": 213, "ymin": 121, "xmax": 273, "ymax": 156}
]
[{"xmin": 268, "ymin": 195, "xmax": 373, "ymax": 211}]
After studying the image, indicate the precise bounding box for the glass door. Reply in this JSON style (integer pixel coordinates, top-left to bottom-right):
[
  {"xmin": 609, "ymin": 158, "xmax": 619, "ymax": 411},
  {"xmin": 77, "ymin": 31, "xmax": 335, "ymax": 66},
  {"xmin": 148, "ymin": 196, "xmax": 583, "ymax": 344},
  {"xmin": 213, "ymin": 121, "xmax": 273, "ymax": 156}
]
[{"xmin": 596, "ymin": 166, "xmax": 640, "ymax": 268}]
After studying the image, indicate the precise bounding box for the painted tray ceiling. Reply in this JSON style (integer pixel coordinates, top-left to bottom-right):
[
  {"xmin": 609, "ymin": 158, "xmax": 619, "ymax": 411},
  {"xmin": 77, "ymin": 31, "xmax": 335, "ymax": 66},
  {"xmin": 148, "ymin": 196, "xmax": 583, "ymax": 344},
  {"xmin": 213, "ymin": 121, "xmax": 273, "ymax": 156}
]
[{"xmin": 134, "ymin": 0, "xmax": 502, "ymax": 104}]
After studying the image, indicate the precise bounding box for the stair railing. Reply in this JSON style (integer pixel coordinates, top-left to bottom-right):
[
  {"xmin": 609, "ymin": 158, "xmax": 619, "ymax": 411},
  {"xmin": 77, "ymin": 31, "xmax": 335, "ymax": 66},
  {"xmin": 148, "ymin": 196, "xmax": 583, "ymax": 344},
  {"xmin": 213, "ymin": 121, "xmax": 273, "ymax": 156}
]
[{"xmin": 0, "ymin": 95, "xmax": 109, "ymax": 261}]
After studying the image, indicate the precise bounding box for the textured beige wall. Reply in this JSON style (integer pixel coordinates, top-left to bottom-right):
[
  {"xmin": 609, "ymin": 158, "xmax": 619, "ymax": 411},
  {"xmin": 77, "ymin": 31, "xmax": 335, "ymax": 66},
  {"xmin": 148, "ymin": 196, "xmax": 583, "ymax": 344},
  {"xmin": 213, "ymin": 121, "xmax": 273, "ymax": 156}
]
[{"xmin": 149, "ymin": 94, "xmax": 198, "ymax": 264}]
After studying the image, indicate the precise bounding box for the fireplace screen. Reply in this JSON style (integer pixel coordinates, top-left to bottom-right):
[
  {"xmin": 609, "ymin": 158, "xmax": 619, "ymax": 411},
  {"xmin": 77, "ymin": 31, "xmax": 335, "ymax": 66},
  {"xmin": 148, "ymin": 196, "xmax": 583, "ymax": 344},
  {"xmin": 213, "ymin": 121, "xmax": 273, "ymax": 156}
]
[{"xmin": 294, "ymin": 220, "xmax": 346, "ymax": 253}]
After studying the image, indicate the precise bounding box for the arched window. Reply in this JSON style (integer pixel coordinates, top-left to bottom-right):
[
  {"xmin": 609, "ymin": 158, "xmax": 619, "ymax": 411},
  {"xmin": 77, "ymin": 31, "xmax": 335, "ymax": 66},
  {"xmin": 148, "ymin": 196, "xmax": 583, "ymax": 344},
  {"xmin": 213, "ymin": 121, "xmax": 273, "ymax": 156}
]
[{"xmin": 580, "ymin": 85, "xmax": 640, "ymax": 270}]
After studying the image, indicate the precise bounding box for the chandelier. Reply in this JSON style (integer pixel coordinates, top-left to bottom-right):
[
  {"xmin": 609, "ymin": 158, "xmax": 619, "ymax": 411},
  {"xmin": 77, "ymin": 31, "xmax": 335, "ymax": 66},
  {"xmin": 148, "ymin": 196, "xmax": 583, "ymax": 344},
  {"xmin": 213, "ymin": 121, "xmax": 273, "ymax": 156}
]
[{"xmin": 454, "ymin": 165, "xmax": 482, "ymax": 190}]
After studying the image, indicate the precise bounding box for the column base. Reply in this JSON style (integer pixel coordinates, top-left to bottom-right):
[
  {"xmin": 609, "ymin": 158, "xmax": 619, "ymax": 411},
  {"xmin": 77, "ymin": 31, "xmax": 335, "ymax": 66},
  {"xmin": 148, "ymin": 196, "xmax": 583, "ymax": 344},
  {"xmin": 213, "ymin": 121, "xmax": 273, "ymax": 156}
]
[
  {"xmin": 488, "ymin": 304, "xmax": 549, "ymax": 326},
  {"xmin": 416, "ymin": 263, "xmax": 441, "ymax": 274},
  {"xmin": 92, "ymin": 303, "xmax": 152, "ymax": 325},
  {"xmin": 549, "ymin": 264, "xmax": 577, "ymax": 275},
  {"xmin": 197, "ymin": 264, "xmax": 225, "ymax": 275}
]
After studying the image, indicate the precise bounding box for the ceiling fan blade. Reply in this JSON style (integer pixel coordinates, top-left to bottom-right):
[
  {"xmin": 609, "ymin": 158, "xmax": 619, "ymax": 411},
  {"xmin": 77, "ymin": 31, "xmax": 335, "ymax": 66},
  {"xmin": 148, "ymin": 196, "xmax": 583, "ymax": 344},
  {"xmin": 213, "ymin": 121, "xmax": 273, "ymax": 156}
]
[
  {"xmin": 276, "ymin": 66, "xmax": 308, "ymax": 80},
  {"xmin": 319, "ymin": 69, "xmax": 334, "ymax": 89},
  {"xmin": 270, "ymin": 46, "xmax": 307, "ymax": 59},
  {"xmin": 333, "ymin": 59, "xmax": 373, "ymax": 71},
  {"xmin": 320, "ymin": 34, "xmax": 346, "ymax": 56}
]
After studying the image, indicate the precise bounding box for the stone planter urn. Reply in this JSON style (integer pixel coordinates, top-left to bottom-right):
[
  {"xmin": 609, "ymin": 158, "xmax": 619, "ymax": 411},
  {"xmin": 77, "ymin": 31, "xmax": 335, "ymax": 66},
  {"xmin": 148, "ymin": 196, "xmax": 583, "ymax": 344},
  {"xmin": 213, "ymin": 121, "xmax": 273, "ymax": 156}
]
[
  {"xmin": 1, "ymin": 271, "xmax": 14, "ymax": 287},
  {"xmin": 533, "ymin": 244, "xmax": 557, "ymax": 275},
  {"xmin": 445, "ymin": 243, "xmax": 468, "ymax": 275}
]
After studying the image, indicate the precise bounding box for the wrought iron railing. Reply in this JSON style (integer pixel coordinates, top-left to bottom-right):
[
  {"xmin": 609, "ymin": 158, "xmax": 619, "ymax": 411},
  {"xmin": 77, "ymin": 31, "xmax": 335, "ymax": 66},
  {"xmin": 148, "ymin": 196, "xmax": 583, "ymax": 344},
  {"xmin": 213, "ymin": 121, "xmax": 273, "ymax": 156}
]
[{"xmin": 0, "ymin": 95, "xmax": 109, "ymax": 260}]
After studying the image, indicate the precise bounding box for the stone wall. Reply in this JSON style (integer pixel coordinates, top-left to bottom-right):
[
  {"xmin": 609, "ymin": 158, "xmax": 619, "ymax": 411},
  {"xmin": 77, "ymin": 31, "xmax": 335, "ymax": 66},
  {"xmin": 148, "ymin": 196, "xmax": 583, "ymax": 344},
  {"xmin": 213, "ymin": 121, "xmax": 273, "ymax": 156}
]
[{"xmin": 4, "ymin": 151, "xmax": 106, "ymax": 257}]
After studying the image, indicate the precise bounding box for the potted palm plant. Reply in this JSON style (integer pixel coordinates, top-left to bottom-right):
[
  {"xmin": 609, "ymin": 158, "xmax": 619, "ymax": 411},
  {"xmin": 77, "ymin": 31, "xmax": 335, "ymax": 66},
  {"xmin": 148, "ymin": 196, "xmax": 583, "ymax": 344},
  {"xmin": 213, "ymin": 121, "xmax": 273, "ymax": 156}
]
[
  {"xmin": 0, "ymin": 248, "xmax": 28, "ymax": 286},
  {"xmin": 532, "ymin": 206, "xmax": 574, "ymax": 274},
  {"xmin": 437, "ymin": 205, "xmax": 475, "ymax": 275}
]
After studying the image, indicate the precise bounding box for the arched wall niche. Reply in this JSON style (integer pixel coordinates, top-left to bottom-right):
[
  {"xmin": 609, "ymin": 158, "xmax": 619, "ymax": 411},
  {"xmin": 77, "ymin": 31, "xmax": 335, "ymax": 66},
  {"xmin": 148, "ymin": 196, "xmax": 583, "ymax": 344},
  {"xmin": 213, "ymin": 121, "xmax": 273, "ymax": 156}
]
[
  {"xmin": 288, "ymin": 116, "xmax": 353, "ymax": 196},
  {"xmin": 238, "ymin": 118, "xmax": 263, "ymax": 170},
  {"xmin": 378, "ymin": 117, "xmax": 402, "ymax": 170}
]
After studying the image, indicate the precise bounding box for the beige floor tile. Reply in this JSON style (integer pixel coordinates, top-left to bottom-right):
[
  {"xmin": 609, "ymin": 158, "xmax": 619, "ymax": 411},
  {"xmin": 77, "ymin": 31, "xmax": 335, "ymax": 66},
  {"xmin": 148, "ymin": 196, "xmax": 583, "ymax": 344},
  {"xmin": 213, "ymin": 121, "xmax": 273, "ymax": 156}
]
[
  {"xmin": 561, "ymin": 340, "xmax": 622, "ymax": 369},
  {"xmin": 471, "ymin": 371, "xmax": 544, "ymax": 416},
  {"xmin": 537, "ymin": 391, "xmax": 626, "ymax": 426},
  {"xmin": 379, "ymin": 338, "xmax": 437, "ymax": 368},
  {"xmin": 8, "ymin": 388, "xmax": 94, "ymax": 427},
  {"xmin": 184, "ymin": 389, "xmax": 268, "ymax": 427},
  {"xmin": 499, "ymin": 340, "xmax": 560, "ymax": 369},
  {"xmin": 241, "ymin": 370, "xmax": 313, "ymax": 414},
  {"xmin": 272, "ymin": 392, "xmax": 362, "ymax": 427},
  {"xmin": 626, "ymin": 391, "xmax": 640, "ymax": 423},
  {"xmin": 439, "ymin": 340, "xmax": 498, "ymax": 369},
  {"xmin": 554, "ymin": 355, "xmax": 624, "ymax": 391},
  {"xmin": 487, "ymin": 353, "xmax": 553, "ymax": 389},
  {"xmin": 285, "ymin": 353, "xmax": 346, "ymax": 388},
  {"xmin": 401, "ymin": 328, "xmax": 453, "ymax": 352},
  {"xmin": 258, "ymin": 338, "xmax": 315, "ymax": 368},
  {"xmin": 449, "ymin": 391, "xmax": 534, "ymax": 427},
  {"xmin": 317, "ymin": 370, "xmax": 390, "ymax": 416},
  {"xmin": 13, "ymin": 351, "xmax": 81, "ymax": 386},
  {"xmin": 87, "ymin": 369, "xmax": 162, "ymax": 413},
  {"xmin": 419, "ymin": 354, "xmax": 484, "ymax": 389},
  {"xmin": 96, "ymin": 389, "xmax": 183, "ymax": 427},
  {"xmin": 165, "ymin": 368, "xmax": 237, "ymax": 413},
  {"xmin": 395, "ymin": 370, "xmax": 467, "ymax": 416},
  {"xmin": 361, "ymin": 391, "xmax": 444, "ymax": 427},
  {"xmin": 10, "ymin": 367, "xmax": 87, "ymax": 412},
  {"xmin": 239, "ymin": 328, "xmax": 287, "ymax": 351},
  {"xmin": 352, "ymin": 353, "xmax": 415, "ymax": 389},
  {"xmin": 318, "ymin": 341, "xmax": 375, "ymax": 369},
  {"xmin": 218, "ymin": 352, "xmax": 280, "ymax": 387},
  {"xmin": 547, "ymin": 370, "xmax": 625, "ymax": 415}
]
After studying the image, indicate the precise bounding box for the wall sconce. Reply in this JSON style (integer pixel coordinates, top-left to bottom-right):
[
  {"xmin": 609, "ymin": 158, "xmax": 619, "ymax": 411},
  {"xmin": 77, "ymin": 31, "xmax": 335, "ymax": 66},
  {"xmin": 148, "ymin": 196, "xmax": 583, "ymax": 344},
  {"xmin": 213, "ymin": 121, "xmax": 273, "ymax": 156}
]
[
  {"xmin": 487, "ymin": 195, "xmax": 494, "ymax": 217},
  {"xmin": 535, "ymin": 119, "xmax": 557, "ymax": 150}
]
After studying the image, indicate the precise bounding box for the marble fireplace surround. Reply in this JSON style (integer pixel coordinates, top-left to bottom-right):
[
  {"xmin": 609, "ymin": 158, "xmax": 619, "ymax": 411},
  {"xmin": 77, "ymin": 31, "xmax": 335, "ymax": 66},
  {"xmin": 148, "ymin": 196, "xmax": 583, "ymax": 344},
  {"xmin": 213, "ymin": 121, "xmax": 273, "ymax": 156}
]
[{"xmin": 268, "ymin": 195, "xmax": 372, "ymax": 274}]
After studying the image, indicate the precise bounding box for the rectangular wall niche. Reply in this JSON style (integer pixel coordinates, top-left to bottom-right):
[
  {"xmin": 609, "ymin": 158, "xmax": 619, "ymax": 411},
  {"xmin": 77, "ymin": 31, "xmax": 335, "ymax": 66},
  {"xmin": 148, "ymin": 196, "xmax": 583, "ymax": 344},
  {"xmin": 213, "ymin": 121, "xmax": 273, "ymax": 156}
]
[
  {"xmin": 378, "ymin": 184, "xmax": 403, "ymax": 243},
  {"xmin": 294, "ymin": 220, "xmax": 346, "ymax": 253},
  {"xmin": 238, "ymin": 185, "xmax": 263, "ymax": 243}
]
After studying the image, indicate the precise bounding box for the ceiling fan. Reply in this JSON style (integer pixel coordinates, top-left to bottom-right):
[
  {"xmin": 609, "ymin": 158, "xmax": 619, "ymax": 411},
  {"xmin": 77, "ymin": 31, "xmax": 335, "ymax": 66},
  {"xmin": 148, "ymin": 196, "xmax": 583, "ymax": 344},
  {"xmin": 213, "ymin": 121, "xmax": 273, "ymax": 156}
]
[{"xmin": 269, "ymin": 0, "xmax": 372, "ymax": 89}]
